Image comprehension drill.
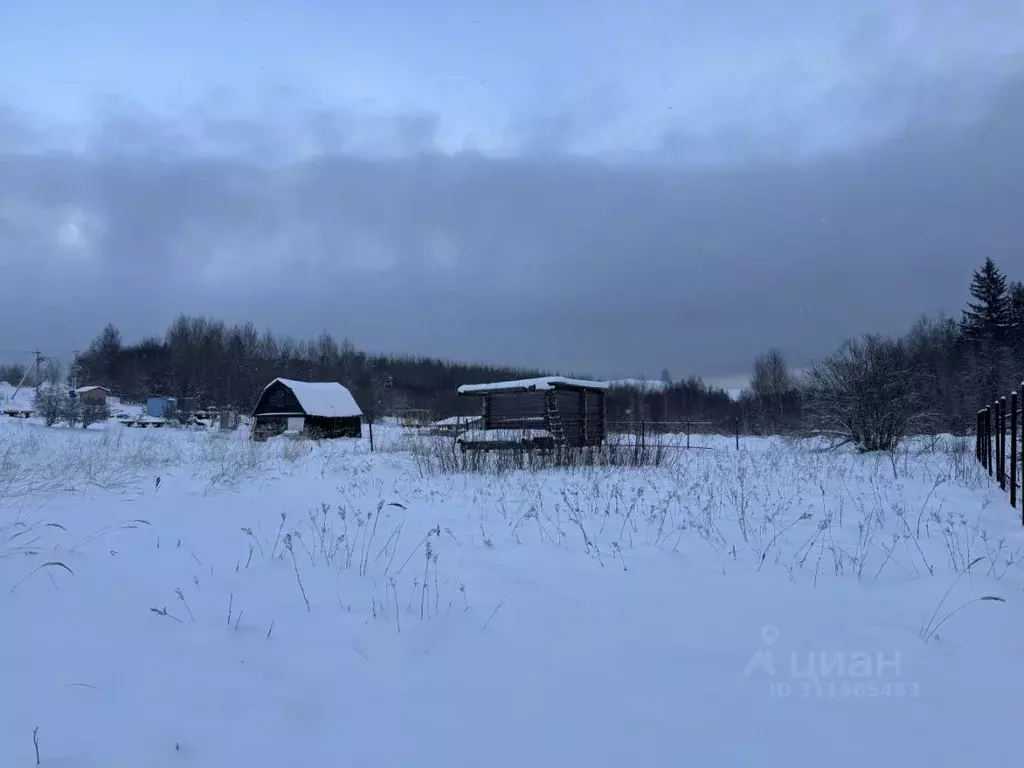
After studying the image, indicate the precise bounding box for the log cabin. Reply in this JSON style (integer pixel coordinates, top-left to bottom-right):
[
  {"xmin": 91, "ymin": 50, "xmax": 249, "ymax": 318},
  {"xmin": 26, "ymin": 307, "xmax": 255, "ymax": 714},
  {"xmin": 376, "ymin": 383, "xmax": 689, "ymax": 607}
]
[{"xmin": 456, "ymin": 376, "xmax": 608, "ymax": 451}]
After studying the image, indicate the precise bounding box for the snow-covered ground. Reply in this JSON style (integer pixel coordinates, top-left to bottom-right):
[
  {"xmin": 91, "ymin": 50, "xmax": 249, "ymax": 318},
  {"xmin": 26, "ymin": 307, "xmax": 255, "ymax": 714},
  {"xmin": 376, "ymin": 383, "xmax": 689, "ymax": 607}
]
[{"xmin": 1, "ymin": 417, "xmax": 1021, "ymax": 767}]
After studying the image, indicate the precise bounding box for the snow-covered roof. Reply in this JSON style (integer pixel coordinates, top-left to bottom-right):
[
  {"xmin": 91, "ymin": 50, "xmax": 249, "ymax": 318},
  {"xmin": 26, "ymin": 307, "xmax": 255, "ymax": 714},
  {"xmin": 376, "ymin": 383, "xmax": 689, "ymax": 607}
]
[
  {"xmin": 266, "ymin": 378, "xmax": 363, "ymax": 418},
  {"xmin": 76, "ymin": 386, "xmax": 111, "ymax": 394},
  {"xmin": 457, "ymin": 377, "xmax": 610, "ymax": 395}
]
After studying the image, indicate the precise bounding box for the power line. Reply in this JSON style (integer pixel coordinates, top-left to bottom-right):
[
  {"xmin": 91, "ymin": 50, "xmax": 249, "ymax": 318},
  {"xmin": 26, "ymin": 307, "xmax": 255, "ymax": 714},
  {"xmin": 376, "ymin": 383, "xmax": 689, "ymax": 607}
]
[{"xmin": 0, "ymin": 349, "xmax": 79, "ymax": 364}]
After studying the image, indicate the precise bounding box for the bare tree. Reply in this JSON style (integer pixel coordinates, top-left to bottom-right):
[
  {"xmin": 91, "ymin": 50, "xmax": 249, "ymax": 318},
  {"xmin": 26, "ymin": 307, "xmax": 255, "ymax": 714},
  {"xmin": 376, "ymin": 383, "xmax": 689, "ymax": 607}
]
[
  {"xmin": 391, "ymin": 389, "xmax": 412, "ymax": 415},
  {"xmin": 42, "ymin": 359, "xmax": 63, "ymax": 387},
  {"xmin": 660, "ymin": 369, "xmax": 672, "ymax": 421},
  {"xmin": 749, "ymin": 348, "xmax": 795, "ymax": 435},
  {"xmin": 363, "ymin": 369, "xmax": 394, "ymax": 423},
  {"xmin": 802, "ymin": 335, "xmax": 924, "ymax": 453}
]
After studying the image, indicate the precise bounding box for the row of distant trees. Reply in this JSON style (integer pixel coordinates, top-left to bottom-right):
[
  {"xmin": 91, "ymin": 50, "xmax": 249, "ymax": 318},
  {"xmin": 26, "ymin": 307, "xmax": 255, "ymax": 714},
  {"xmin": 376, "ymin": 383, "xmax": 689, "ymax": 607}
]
[
  {"xmin": 2, "ymin": 258, "xmax": 1013, "ymax": 448},
  {"xmin": 45, "ymin": 316, "xmax": 741, "ymax": 426},
  {"xmin": 740, "ymin": 258, "xmax": 1024, "ymax": 449},
  {"xmin": 0, "ymin": 359, "xmax": 63, "ymax": 390}
]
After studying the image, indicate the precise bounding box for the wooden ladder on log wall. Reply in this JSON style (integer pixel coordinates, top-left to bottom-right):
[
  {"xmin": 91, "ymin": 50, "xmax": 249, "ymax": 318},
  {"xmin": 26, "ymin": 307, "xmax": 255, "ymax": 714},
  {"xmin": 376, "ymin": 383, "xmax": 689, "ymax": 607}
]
[{"xmin": 546, "ymin": 396, "xmax": 566, "ymax": 445}]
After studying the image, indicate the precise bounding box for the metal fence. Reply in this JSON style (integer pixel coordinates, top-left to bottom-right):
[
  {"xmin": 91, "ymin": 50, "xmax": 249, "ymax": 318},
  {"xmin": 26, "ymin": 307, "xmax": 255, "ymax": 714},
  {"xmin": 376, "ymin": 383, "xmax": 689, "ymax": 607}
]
[
  {"xmin": 605, "ymin": 419, "xmax": 742, "ymax": 450},
  {"xmin": 976, "ymin": 390, "xmax": 1024, "ymax": 525}
]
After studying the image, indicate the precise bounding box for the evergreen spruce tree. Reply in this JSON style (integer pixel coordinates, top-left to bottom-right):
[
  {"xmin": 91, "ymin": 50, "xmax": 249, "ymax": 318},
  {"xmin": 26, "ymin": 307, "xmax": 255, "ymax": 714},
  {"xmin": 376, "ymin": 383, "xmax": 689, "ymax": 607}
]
[
  {"xmin": 961, "ymin": 258, "xmax": 1010, "ymax": 341},
  {"xmin": 1008, "ymin": 280, "xmax": 1024, "ymax": 339}
]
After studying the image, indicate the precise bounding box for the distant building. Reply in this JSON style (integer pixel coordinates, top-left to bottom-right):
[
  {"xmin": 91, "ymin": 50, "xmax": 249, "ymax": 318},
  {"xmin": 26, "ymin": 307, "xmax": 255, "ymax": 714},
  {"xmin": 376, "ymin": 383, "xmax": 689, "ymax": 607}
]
[
  {"xmin": 75, "ymin": 385, "xmax": 111, "ymax": 405},
  {"xmin": 456, "ymin": 376, "xmax": 608, "ymax": 451},
  {"xmin": 430, "ymin": 414, "xmax": 483, "ymax": 435},
  {"xmin": 147, "ymin": 397, "xmax": 177, "ymax": 419},
  {"xmin": 396, "ymin": 409, "xmax": 434, "ymax": 428},
  {"xmin": 251, "ymin": 378, "xmax": 363, "ymax": 441},
  {"xmin": 218, "ymin": 408, "xmax": 241, "ymax": 431}
]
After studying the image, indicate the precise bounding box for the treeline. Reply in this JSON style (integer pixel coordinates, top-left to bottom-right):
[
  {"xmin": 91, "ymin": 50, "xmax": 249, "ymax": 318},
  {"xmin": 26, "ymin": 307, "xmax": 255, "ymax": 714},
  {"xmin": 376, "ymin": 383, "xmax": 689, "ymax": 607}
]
[
  {"xmin": 24, "ymin": 260, "xmax": 1015, "ymax": 444},
  {"xmin": 64, "ymin": 316, "xmax": 741, "ymax": 424},
  {"xmin": 742, "ymin": 258, "xmax": 1024, "ymax": 444},
  {"xmin": 73, "ymin": 317, "xmax": 546, "ymax": 419}
]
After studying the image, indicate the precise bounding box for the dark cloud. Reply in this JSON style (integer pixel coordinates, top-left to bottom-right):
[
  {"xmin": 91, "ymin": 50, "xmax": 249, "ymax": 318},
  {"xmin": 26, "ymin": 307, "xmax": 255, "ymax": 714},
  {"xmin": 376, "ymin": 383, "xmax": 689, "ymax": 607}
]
[{"xmin": 2, "ymin": 69, "xmax": 1024, "ymax": 381}]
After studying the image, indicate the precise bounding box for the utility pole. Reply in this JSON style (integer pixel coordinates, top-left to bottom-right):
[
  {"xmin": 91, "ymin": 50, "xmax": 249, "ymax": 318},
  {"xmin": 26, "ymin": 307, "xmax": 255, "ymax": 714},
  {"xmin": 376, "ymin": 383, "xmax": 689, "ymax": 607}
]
[
  {"xmin": 33, "ymin": 349, "xmax": 45, "ymax": 389},
  {"xmin": 71, "ymin": 350, "xmax": 80, "ymax": 390},
  {"xmin": 11, "ymin": 349, "xmax": 46, "ymax": 401}
]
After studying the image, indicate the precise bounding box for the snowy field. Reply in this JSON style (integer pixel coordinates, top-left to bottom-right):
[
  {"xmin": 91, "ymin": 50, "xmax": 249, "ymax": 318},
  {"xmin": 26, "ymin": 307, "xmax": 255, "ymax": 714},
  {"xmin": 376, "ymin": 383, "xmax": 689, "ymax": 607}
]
[{"xmin": 1, "ymin": 417, "xmax": 1022, "ymax": 767}]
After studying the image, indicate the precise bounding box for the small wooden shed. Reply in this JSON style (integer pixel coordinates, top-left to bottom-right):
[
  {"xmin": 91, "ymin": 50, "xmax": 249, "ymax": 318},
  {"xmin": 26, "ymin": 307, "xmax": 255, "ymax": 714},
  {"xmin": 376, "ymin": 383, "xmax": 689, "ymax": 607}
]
[
  {"xmin": 75, "ymin": 385, "xmax": 111, "ymax": 405},
  {"xmin": 456, "ymin": 377, "xmax": 608, "ymax": 450},
  {"xmin": 251, "ymin": 378, "xmax": 363, "ymax": 441}
]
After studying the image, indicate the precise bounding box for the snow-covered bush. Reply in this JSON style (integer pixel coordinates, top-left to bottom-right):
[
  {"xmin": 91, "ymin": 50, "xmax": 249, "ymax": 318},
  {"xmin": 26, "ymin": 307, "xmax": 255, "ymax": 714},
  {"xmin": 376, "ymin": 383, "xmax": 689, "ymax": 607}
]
[
  {"xmin": 32, "ymin": 386, "xmax": 69, "ymax": 427},
  {"xmin": 80, "ymin": 401, "xmax": 111, "ymax": 428}
]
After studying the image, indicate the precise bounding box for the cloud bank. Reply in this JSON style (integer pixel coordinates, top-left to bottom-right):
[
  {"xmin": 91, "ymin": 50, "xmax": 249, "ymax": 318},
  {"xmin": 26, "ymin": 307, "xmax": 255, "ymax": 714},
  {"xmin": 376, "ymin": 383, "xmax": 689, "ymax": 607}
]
[{"xmin": 2, "ymin": 61, "xmax": 1024, "ymax": 381}]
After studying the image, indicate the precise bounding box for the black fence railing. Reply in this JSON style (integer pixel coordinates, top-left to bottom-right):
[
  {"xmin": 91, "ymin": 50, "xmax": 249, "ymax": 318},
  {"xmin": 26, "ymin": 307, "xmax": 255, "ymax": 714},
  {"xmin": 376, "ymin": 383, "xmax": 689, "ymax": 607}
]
[
  {"xmin": 976, "ymin": 389, "xmax": 1024, "ymax": 524},
  {"xmin": 605, "ymin": 419, "xmax": 742, "ymax": 450}
]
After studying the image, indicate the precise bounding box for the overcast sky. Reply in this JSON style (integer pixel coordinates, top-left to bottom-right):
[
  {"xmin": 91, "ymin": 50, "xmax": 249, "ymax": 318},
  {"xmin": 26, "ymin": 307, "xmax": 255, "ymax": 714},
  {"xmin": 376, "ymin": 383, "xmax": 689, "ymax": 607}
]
[{"xmin": 2, "ymin": 1, "xmax": 1024, "ymax": 386}]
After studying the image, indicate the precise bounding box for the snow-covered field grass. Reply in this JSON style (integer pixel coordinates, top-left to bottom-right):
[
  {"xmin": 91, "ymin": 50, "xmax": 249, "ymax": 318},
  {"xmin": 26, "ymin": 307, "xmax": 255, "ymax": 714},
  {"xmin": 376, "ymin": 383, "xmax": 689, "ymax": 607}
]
[{"xmin": 1, "ymin": 418, "xmax": 1021, "ymax": 767}]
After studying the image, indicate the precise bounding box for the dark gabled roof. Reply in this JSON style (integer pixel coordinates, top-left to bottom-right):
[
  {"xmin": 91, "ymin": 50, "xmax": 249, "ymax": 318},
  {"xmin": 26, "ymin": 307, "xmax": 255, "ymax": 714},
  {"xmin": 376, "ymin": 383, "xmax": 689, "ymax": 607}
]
[{"xmin": 260, "ymin": 378, "xmax": 363, "ymax": 418}]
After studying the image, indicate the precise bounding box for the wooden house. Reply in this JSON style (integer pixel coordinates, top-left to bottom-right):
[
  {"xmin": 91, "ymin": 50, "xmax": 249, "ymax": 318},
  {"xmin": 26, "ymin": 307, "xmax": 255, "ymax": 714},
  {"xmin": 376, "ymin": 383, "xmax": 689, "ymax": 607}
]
[
  {"xmin": 251, "ymin": 378, "xmax": 363, "ymax": 441},
  {"xmin": 75, "ymin": 385, "xmax": 111, "ymax": 405},
  {"xmin": 456, "ymin": 377, "xmax": 608, "ymax": 451}
]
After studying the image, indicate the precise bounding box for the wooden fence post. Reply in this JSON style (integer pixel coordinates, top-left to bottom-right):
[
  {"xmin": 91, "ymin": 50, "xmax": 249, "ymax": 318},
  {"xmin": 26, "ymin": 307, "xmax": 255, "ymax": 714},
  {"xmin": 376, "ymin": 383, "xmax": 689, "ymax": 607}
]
[
  {"xmin": 978, "ymin": 409, "xmax": 987, "ymax": 468},
  {"xmin": 735, "ymin": 417, "xmax": 740, "ymax": 450},
  {"xmin": 1020, "ymin": 382, "xmax": 1024, "ymax": 525},
  {"xmin": 1000, "ymin": 397, "xmax": 1007, "ymax": 490},
  {"xmin": 1002, "ymin": 398, "xmax": 1009, "ymax": 486},
  {"xmin": 981, "ymin": 409, "xmax": 987, "ymax": 464},
  {"xmin": 987, "ymin": 406, "xmax": 993, "ymax": 475},
  {"xmin": 976, "ymin": 411, "xmax": 980, "ymax": 463},
  {"xmin": 983, "ymin": 409, "xmax": 991, "ymax": 462},
  {"xmin": 996, "ymin": 401, "xmax": 1001, "ymax": 482},
  {"xmin": 985, "ymin": 408, "xmax": 990, "ymax": 466},
  {"xmin": 1011, "ymin": 392, "xmax": 1018, "ymax": 509},
  {"xmin": 998, "ymin": 399, "xmax": 1004, "ymax": 485},
  {"xmin": 991, "ymin": 403, "xmax": 999, "ymax": 481},
  {"xmin": 980, "ymin": 410, "xmax": 986, "ymax": 464},
  {"xmin": 995, "ymin": 402, "xmax": 999, "ymax": 480}
]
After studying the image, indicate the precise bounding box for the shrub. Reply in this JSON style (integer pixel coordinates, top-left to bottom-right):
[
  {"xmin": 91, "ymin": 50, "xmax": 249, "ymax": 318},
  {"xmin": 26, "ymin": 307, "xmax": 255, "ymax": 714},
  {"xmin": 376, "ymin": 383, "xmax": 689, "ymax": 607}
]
[
  {"xmin": 81, "ymin": 401, "xmax": 111, "ymax": 428},
  {"xmin": 803, "ymin": 334, "xmax": 925, "ymax": 453},
  {"xmin": 32, "ymin": 386, "xmax": 68, "ymax": 427}
]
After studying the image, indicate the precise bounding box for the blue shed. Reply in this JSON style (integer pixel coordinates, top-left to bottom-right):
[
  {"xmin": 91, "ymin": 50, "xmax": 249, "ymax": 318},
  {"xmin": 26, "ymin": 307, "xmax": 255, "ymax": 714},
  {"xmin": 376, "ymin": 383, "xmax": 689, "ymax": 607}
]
[{"xmin": 147, "ymin": 397, "xmax": 178, "ymax": 419}]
